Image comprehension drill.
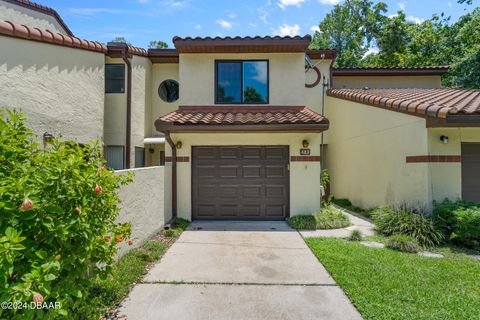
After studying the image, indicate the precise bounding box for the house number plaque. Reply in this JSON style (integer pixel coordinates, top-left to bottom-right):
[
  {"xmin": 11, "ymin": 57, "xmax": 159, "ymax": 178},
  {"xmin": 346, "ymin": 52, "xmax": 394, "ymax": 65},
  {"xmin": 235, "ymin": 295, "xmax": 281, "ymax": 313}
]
[{"xmin": 300, "ymin": 149, "xmax": 310, "ymax": 155}]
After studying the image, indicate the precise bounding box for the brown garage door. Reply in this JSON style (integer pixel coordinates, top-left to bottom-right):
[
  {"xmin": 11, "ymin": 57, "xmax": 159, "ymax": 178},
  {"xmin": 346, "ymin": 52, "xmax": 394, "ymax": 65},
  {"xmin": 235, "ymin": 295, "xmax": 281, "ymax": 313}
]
[
  {"xmin": 192, "ymin": 146, "xmax": 289, "ymax": 220},
  {"xmin": 462, "ymin": 143, "xmax": 480, "ymax": 202}
]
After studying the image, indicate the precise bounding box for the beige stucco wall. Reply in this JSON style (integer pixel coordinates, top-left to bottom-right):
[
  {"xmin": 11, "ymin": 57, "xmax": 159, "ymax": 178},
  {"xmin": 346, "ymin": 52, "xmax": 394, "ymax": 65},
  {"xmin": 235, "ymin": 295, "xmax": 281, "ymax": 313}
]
[
  {"xmin": 115, "ymin": 166, "xmax": 165, "ymax": 257},
  {"xmin": 0, "ymin": 1, "xmax": 68, "ymax": 34},
  {"xmin": 150, "ymin": 63, "xmax": 179, "ymax": 135},
  {"xmin": 332, "ymin": 75, "xmax": 442, "ymax": 89},
  {"xmin": 0, "ymin": 36, "xmax": 104, "ymax": 143},
  {"xmin": 163, "ymin": 132, "xmax": 323, "ymax": 221},
  {"xmin": 104, "ymin": 56, "xmax": 152, "ymax": 167},
  {"xmin": 178, "ymin": 53, "xmax": 305, "ymax": 106},
  {"xmin": 325, "ymin": 96, "xmax": 430, "ymax": 210},
  {"xmin": 427, "ymin": 127, "xmax": 480, "ymax": 203}
]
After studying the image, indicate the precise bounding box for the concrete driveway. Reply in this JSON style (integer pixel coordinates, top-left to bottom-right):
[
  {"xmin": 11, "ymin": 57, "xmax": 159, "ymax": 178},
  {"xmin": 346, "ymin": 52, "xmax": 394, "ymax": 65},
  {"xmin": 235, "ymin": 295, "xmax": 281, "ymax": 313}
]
[{"xmin": 119, "ymin": 221, "xmax": 362, "ymax": 320}]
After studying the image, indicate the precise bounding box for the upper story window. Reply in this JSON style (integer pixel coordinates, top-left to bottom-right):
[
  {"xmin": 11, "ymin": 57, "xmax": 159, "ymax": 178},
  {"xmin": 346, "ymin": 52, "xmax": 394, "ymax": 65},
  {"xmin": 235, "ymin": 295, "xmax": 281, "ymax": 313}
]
[
  {"xmin": 105, "ymin": 64, "xmax": 125, "ymax": 93},
  {"xmin": 215, "ymin": 60, "xmax": 269, "ymax": 104}
]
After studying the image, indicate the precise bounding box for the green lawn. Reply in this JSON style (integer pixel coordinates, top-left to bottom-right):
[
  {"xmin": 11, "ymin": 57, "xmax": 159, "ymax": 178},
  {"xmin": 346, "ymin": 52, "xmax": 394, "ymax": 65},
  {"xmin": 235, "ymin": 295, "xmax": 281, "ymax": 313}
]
[{"xmin": 306, "ymin": 237, "xmax": 480, "ymax": 320}]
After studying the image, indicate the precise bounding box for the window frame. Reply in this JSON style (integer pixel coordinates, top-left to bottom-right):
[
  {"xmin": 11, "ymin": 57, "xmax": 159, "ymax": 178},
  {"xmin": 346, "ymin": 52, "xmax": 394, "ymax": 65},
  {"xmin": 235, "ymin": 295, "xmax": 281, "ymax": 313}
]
[
  {"xmin": 135, "ymin": 147, "xmax": 145, "ymax": 168},
  {"xmin": 105, "ymin": 64, "xmax": 125, "ymax": 94},
  {"xmin": 214, "ymin": 60, "xmax": 269, "ymax": 105}
]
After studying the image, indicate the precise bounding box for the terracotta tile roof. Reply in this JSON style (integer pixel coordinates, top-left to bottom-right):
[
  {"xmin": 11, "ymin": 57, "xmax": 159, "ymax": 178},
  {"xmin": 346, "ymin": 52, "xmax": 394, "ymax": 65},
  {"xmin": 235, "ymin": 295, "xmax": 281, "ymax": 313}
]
[
  {"xmin": 148, "ymin": 48, "xmax": 179, "ymax": 63},
  {"xmin": 327, "ymin": 88, "xmax": 480, "ymax": 119},
  {"xmin": 0, "ymin": 20, "xmax": 106, "ymax": 53},
  {"xmin": 3, "ymin": 0, "xmax": 73, "ymax": 36},
  {"xmin": 155, "ymin": 106, "xmax": 329, "ymax": 132},
  {"xmin": 332, "ymin": 66, "xmax": 449, "ymax": 76},
  {"xmin": 172, "ymin": 35, "xmax": 312, "ymax": 53}
]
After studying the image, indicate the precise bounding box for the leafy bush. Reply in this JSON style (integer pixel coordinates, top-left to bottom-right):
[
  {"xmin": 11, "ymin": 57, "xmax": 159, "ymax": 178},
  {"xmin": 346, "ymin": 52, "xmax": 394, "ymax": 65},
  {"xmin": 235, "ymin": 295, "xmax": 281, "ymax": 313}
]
[
  {"xmin": 163, "ymin": 229, "xmax": 176, "ymax": 237},
  {"xmin": 331, "ymin": 197, "xmax": 373, "ymax": 218},
  {"xmin": 371, "ymin": 207, "xmax": 443, "ymax": 247},
  {"xmin": 386, "ymin": 234, "xmax": 421, "ymax": 253},
  {"xmin": 287, "ymin": 215, "xmax": 317, "ymax": 230},
  {"xmin": 349, "ymin": 229, "xmax": 362, "ymax": 241},
  {"xmin": 0, "ymin": 110, "xmax": 131, "ymax": 318},
  {"xmin": 287, "ymin": 205, "xmax": 350, "ymax": 230},
  {"xmin": 433, "ymin": 199, "xmax": 480, "ymax": 248}
]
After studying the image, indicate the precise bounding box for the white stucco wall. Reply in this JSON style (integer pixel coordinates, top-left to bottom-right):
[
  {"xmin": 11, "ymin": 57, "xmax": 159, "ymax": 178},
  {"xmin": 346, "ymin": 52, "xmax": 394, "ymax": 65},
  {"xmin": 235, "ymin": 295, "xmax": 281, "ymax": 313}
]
[
  {"xmin": 0, "ymin": 1, "xmax": 68, "ymax": 34},
  {"xmin": 325, "ymin": 96, "xmax": 430, "ymax": 210},
  {"xmin": 150, "ymin": 63, "xmax": 179, "ymax": 135},
  {"xmin": 115, "ymin": 166, "xmax": 165, "ymax": 256},
  {"xmin": 0, "ymin": 36, "xmax": 105, "ymax": 143},
  {"xmin": 164, "ymin": 132, "xmax": 323, "ymax": 221},
  {"xmin": 178, "ymin": 53, "xmax": 305, "ymax": 106}
]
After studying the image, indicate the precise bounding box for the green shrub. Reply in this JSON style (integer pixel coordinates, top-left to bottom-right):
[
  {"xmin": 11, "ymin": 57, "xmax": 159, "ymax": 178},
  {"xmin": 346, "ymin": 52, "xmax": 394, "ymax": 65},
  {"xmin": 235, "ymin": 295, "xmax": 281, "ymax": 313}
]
[
  {"xmin": 451, "ymin": 208, "xmax": 480, "ymax": 249},
  {"xmin": 163, "ymin": 229, "xmax": 176, "ymax": 237},
  {"xmin": 372, "ymin": 207, "xmax": 443, "ymax": 247},
  {"xmin": 287, "ymin": 215, "xmax": 317, "ymax": 230},
  {"xmin": 386, "ymin": 234, "xmax": 421, "ymax": 253},
  {"xmin": 287, "ymin": 205, "xmax": 350, "ymax": 230},
  {"xmin": 349, "ymin": 229, "xmax": 362, "ymax": 241},
  {"xmin": 331, "ymin": 197, "xmax": 373, "ymax": 218},
  {"xmin": 0, "ymin": 110, "xmax": 131, "ymax": 318},
  {"xmin": 433, "ymin": 199, "xmax": 480, "ymax": 248},
  {"xmin": 315, "ymin": 205, "xmax": 351, "ymax": 229}
]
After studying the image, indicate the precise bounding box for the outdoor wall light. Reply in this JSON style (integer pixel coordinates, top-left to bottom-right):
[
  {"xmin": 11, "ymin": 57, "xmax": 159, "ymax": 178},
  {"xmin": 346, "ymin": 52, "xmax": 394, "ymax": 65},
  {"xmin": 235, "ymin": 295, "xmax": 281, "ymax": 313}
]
[
  {"xmin": 149, "ymin": 148, "xmax": 155, "ymax": 154},
  {"xmin": 440, "ymin": 135, "xmax": 449, "ymax": 144},
  {"xmin": 302, "ymin": 139, "xmax": 309, "ymax": 148},
  {"xmin": 43, "ymin": 132, "xmax": 54, "ymax": 144},
  {"xmin": 176, "ymin": 141, "xmax": 183, "ymax": 149}
]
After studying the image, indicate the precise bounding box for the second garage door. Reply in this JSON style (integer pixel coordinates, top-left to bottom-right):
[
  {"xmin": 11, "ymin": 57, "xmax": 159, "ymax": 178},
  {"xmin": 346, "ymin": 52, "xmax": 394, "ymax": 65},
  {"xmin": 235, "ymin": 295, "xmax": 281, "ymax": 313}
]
[{"xmin": 192, "ymin": 146, "xmax": 289, "ymax": 220}]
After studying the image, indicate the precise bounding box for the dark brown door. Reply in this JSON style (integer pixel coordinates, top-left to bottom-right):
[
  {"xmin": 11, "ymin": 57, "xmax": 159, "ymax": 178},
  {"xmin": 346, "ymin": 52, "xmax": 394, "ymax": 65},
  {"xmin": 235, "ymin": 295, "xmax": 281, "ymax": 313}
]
[
  {"xmin": 462, "ymin": 143, "xmax": 480, "ymax": 202},
  {"xmin": 192, "ymin": 146, "xmax": 289, "ymax": 220}
]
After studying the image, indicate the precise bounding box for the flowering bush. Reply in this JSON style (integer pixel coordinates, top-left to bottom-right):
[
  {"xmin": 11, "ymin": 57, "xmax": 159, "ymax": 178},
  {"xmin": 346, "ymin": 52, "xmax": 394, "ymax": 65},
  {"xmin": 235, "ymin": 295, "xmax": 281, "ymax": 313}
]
[{"xmin": 0, "ymin": 109, "xmax": 131, "ymax": 318}]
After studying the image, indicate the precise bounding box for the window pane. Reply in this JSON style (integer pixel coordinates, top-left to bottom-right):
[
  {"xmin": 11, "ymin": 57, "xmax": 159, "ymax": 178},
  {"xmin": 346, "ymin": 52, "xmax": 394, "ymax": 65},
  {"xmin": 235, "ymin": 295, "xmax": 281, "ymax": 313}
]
[
  {"xmin": 104, "ymin": 146, "xmax": 124, "ymax": 170},
  {"xmin": 105, "ymin": 65, "xmax": 125, "ymax": 93},
  {"xmin": 216, "ymin": 62, "xmax": 241, "ymax": 103},
  {"xmin": 243, "ymin": 61, "xmax": 268, "ymax": 103},
  {"xmin": 135, "ymin": 147, "xmax": 145, "ymax": 168}
]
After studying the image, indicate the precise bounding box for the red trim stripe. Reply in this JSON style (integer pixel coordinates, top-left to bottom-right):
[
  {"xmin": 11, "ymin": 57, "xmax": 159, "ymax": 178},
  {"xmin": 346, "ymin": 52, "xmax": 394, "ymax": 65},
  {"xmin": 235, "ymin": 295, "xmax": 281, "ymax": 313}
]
[
  {"xmin": 406, "ymin": 155, "xmax": 461, "ymax": 163},
  {"xmin": 290, "ymin": 156, "xmax": 321, "ymax": 162}
]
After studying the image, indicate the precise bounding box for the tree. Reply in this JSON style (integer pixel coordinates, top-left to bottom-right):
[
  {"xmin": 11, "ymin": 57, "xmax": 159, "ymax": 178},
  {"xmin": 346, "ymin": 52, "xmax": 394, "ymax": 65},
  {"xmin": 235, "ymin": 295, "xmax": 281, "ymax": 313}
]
[
  {"xmin": 110, "ymin": 36, "xmax": 130, "ymax": 45},
  {"xmin": 148, "ymin": 40, "xmax": 169, "ymax": 49},
  {"xmin": 310, "ymin": 0, "xmax": 387, "ymax": 67},
  {"xmin": 243, "ymin": 86, "xmax": 264, "ymax": 103}
]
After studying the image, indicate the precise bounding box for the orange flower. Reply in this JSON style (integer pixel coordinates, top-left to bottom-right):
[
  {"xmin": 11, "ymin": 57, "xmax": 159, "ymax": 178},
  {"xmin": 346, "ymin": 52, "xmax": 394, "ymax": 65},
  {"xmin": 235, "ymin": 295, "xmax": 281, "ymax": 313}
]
[
  {"xmin": 103, "ymin": 236, "xmax": 111, "ymax": 243},
  {"xmin": 32, "ymin": 292, "xmax": 44, "ymax": 304},
  {"xmin": 94, "ymin": 184, "xmax": 103, "ymax": 194},
  {"xmin": 19, "ymin": 199, "xmax": 33, "ymax": 211},
  {"xmin": 115, "ymin": 235, "xmax": 124, "ymax": 244},
  {"xmin": 127, "ymin": 239, "xmax": 133, "ymax": 246}
]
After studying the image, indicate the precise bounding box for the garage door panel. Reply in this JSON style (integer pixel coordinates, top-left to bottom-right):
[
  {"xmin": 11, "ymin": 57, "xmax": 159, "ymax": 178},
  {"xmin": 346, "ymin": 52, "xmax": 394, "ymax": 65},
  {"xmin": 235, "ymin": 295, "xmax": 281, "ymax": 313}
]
[
  {"xmin": 192, "ymin": 146, "xmax": 289, "ymax": 220},
  {"xmin": 462, "ymin": 143, "xmax": 480, "ymax": 202}
]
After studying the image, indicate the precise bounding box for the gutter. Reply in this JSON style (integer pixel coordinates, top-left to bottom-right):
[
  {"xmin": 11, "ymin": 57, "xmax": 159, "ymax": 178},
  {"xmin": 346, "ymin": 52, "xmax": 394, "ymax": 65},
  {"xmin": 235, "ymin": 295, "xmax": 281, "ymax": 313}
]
[{"xmin": 164, "ymin": 132, "xmax": 177, "ymax": 223}]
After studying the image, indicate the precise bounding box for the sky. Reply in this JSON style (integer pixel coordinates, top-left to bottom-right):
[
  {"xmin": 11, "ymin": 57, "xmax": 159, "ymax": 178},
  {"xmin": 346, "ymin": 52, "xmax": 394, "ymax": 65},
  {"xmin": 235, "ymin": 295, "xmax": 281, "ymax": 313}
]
[{"xmin": 39, "ymin": 0, "xmax": 478, "ymax": 48}]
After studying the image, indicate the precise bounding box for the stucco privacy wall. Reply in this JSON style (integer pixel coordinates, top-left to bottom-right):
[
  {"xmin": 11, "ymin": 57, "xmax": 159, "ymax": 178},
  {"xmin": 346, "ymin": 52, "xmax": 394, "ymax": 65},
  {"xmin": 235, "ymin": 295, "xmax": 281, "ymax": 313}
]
[
  {"xmin": 325, "ymin": 96, "xmax": 430, "ymax": 210},
  {"xmin": 0, "ymin": 1, "xmax": 66, "ymax": 34},
  {"xmin": 115, "ymin": 166, "xmax": 166, "ymax": 257},
  {"xmin": 427, "ymin": 127, "xmax": 480, "ymax": 202},
  {"xmin": 332, "ymin": 75, "xmax": 442, "ymax": 89},
  {"xmin": 179, "ymin": 53, "xmax": 305, "ymax": 106},
  {"xmin": 165, "ymin": 132, "xmax": 323, "ymax": 220},
  {"xmin": 0, "ymin": 36, "xmax": 105, "ymax": 143}
]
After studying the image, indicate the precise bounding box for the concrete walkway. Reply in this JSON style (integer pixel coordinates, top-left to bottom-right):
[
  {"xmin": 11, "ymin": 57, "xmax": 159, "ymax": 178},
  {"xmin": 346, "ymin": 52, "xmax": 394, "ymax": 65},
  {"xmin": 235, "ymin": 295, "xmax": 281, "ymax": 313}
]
[
  {"xmin": 300, "ymin": 205, "xmax": 375, "ymax": 238},
  {"xmin": 119, "ymin": 221, "xmax": 362, "ymax": 320}
]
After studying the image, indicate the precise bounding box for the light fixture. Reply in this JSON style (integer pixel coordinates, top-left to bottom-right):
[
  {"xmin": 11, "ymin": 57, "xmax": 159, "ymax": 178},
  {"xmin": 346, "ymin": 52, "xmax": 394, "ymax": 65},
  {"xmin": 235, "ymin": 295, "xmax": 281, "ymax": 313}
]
[
  {"xmin": 149, "ymin": 148, "xmax": 154, "ymax": 154},
  {"xmin": 175, "ymin": 141, "xmax": 183, "ymax": 149},
  {"xmin": 43, "ymin": 132, "xmax": 53, "ymax": 145},
  {"xmin": 302, "ymin": 139, "xmax": 309, "ymax": 148},
  {"xmin": 440, "ymin": 135, "xmax": 449, "ymax": 144}
]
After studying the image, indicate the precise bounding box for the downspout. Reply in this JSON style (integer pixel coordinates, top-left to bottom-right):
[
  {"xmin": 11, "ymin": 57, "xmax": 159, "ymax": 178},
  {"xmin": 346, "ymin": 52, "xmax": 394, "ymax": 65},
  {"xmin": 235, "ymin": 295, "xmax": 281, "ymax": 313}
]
[
  {"xmin": 123, "ymin": 56, "xmax": 132, "ymax": 169},
  {"xmin": 164, "ymin": 132, "xmax": 177, "ymax": 222}
]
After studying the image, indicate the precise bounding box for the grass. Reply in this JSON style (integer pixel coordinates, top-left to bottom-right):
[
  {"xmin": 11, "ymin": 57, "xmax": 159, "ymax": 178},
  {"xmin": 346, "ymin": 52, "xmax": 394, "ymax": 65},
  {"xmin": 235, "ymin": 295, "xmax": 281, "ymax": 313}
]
[
  {"xmin": 89, "ymin": 218, "xmax": 190, "ymax": 317},
  {"xmin": 287, "ymin": 204, "xmax": 351, "ymax": 230},
  {"xmin": 331, "ymin": 197, "xmax": 374, "ymax": 219},
  {"xmin": 306, "ymin": 237, "xmax": 480, "ymax": 320}
]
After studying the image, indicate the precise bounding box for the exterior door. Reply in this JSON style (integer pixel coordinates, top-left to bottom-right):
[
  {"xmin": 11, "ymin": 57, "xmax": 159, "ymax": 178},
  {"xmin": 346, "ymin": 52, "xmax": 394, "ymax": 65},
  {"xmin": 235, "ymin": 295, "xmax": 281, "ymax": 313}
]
[
  {"xmin": 192, "ymin": 146, "xmax": 289, "ymax": 220},
  {"xmin": 461, "ymin": 143, "xmax": 480, "ymax": 202}
]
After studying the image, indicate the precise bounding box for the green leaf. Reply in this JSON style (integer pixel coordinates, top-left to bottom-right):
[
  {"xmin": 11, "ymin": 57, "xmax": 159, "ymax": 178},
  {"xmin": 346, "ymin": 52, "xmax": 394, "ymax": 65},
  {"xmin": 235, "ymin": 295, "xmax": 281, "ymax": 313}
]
[
  {"xmin": 58, "ymin": 309, "xmax": 68, "ymax": 316},
  {"xmin": 5, "ymin": 227, "xmax": 15, "ymax": 240},
  {"xmin": 44, "ymin": 273, "xmax": 57, "ymax": 281},
  {"xmin": 35, "ymin": 250, "xmax": 48, "ymax": 260}
]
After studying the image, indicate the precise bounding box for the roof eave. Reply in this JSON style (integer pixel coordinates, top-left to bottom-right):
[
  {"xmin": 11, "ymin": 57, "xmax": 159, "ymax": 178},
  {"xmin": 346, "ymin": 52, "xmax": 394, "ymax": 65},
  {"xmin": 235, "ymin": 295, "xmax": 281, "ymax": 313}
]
[{"xmin": 155, "ymin": 122, "xmax": 329, "ymax": 133}]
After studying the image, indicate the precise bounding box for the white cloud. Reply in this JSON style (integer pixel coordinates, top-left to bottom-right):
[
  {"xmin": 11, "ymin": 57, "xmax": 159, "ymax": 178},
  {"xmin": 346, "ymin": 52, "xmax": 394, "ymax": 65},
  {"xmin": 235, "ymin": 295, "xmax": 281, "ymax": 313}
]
[
  {"xmin": 138, "ymin": 0, "xmax": 148, "ymax": 3},
  {"xmin": 228, "ymin": 12, "xmax": 236, "ymax": 19},
  {"xmin": 277, "ymin": 0, "xmax": 305, "ymax": 10},
  {"xmin": 397, "ymin": 1, "xmax": 406, "ymax": 10},
  {"xmin": 447, "ymin": 2, "xmax": 452, "ymax": 6},
  {"xmin": 407, "ymin": 15, "xmax": 425, "ymax": 24},
  {"xmin": 252, "ymin": 62, "xmax": 268, "ymax": 84},
  {"xmin": 310, "ymin": 25, "xmax": 320, "ymax": 33},
  {"xmin": 161, "ymin": 0, "xmax": 190, "ymax": 9},
  {"xmin": 194, "ymin": 24, "xmax": 201, "ymax": 30},
  {"xmin": 68, "ymin": 8, "xmax": 127, "ymax": 15},
  {"xmin": 249, "ymin": 22, "xmax": 257, "ymax": 28},
  {"xmin": 216, "ymin": 19, "xmax": 233, "ymax": 29},
  {"xmin": 318, "ymin": 0, "xmax": 341, "ymax": 5},
  {"xmin": 257, "ymin": 7, "xmax": 270, "ymax": 24},
  {"xmin": 273, "ymin": 23, "xmax": 301, "ymax": 36}
]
